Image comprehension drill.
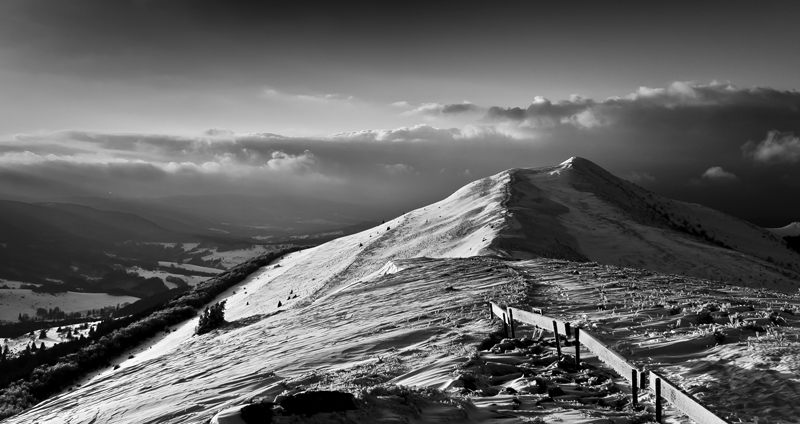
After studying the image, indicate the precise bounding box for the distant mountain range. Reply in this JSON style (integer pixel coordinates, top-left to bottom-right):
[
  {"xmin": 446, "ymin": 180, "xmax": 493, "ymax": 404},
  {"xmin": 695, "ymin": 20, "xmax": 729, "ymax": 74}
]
[
  {"xmin": 51, "ymin": 194, "xmax": 395, "ymax": 239},
  {"xmin": 0, "ymin": 194, "xmax": 387, "ymax": 294}
]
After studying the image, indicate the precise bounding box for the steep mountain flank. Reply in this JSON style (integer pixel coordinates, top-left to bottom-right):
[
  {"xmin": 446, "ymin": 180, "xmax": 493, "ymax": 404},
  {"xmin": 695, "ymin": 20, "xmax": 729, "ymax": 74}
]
[
  {"xmin": 5, "ymin": 157, "xmax": 800, "ymax": 423},
  {"xmin": 495, "ymin": 157, "xmax": 800, "ymax": 290}
]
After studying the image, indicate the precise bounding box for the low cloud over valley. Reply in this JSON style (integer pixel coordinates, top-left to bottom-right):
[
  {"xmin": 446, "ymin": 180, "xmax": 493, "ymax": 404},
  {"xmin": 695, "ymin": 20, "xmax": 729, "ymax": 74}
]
[{"xmin": 2, "ymin": 82, "xmax": 799, "ymax": 225}]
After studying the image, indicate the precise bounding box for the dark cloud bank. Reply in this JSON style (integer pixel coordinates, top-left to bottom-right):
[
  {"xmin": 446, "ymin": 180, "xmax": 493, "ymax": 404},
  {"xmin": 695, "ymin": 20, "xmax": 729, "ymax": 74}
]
[{"xmin": 2, "ymin": 82, "xmax": 799, "ymax": 226}]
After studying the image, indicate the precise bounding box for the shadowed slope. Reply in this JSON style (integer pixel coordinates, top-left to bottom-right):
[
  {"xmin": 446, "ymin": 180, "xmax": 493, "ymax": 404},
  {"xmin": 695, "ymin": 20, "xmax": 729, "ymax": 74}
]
[
  {"xmin": 496, "ymin": 157, "xmax": 800, "ymax": 291},
  {"xmin": 5, "ymin": 157, "xmax": 800, "ymax": 424}
]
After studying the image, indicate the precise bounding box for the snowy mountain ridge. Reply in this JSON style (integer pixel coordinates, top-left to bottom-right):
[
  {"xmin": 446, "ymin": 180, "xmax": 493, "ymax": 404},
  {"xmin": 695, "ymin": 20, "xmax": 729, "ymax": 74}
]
[{"xmin": 5, "ymin": 157, "xmax": 800, "ymax": 424}]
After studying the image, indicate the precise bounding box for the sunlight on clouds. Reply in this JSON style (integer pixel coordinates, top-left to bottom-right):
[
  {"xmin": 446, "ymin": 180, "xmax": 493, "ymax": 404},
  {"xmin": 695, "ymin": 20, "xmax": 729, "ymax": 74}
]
[
  {"xmin": 702, "ymin": 166, "xmax": 738, "ymax": 181},
  {"xmin": 0, "ymin": 150, "xmax": 141, "ymax": 165},
  {"xmin": 263, "ymin": 86, "xmax": 354, "ymax": 104},
  {"xmin": 2, "ymin": 81, "xmax": 799, "ymax": 224},
  {"xmin": 378, "ymin": 163, "xmax": 416, "ymax": 176},
  {"xmin": 266, "ymin": 150, "xmax": 316, "ymax": 172},
  {"xmin": 742, "ymin": 131, "xmax": 800, "ymax": 164},
  {"xmin": 632, "ymin": 81, "xmax": 700, "ymax": 100},
  {"xmin": 400, "ymin": 102, "xmax": 482, "ymax": 117}
]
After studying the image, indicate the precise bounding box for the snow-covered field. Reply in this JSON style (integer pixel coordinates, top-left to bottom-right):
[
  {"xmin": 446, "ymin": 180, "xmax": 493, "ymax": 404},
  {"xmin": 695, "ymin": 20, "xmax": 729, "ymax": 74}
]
[
  {"xmin": 157, "ymin": 261, "xmax": 224, "ymax": 274},
  {"xmin": 0, "ymin": 290, "xmax": 139, "ymax": 322},
  {"xmin": 128, "ymin": 266, "xmax": 209, "ymax": 287},
  {"xmin": 200, "ymin": 245, "xmax": 283, "ymax": 269},
  {"xmin": 6, "ymin": 158, "xmax": 800, "ymax": 423},
  {"xmin": 1, "ymin": 321, "xmax": 100, "ymax": 355},
  {"xmin": 0, "ymin": 279, "xmax": 37, "ymax": 289}
]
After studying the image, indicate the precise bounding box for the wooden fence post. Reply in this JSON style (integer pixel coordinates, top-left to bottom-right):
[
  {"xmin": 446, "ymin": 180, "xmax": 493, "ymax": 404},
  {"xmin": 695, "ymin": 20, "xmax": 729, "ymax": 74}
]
[
  {"xmin": 631, "ymin": 369, "xmax": 638, "ymax": 407},
  {"xmin": 655, "ymin": 377, "xmax": 662, "ymax": 423},
  {"xmin": 502, "ymin": 313, "xmax": 508, "ymax": 338},
  {"xmin": 487, "ymin": 302, "xmax": 493, "ymax": 320},
  {"xmin": 639, "ymin": 370, "xmax": 646, "ymax": 391},
  {"xmin": 564, "ymin": 322, "xmax": 571, "ymax": 339},
  {"xmin": 507, "ymin": 308, "xmax": 516, "ymax": 338},
  {"xmin": 574, "ymin": 328, "xmax": 581, "ymax": 367},
  {"xmin": 552, "ymin": 320, "xmax": 561, "ymax": 358}
]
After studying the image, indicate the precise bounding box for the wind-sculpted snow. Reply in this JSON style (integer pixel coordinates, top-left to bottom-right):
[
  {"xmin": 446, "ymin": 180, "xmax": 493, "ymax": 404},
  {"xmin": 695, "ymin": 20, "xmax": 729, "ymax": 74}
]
[
  {"xmin": 6, "ymin": 157, "xmax": 800, "ymax": 423},
  {"xmin": 4, "ymin": 258, "xmax": 529, "ymax": 423}
]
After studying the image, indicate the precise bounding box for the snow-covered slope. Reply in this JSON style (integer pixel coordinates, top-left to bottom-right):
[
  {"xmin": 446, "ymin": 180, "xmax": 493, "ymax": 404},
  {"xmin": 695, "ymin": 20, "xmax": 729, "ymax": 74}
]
[
  {"xmin": 768, "ymin": 221, "xmax": 800, "ymax": 238},
  {"xmin": 496, "ymin": 157, "xmax": 800, "ymax": 291},
  {"xmin": 5, "ymin": 157, "xmax": 800, "ymax": 424}
]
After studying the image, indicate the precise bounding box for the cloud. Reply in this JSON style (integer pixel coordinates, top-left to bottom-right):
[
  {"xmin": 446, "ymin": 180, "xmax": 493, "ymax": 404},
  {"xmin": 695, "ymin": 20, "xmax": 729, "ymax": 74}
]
[
  {"xmin": 484, "ymin": 82, "xmax": 800, "ymax": 134},
  {"xmin": 330, "ymin": 124, "xmax": 524, "ymax": 142},
  {"xmin": 485, "ymin": 95, "xmax": 600, "ymax": 129},
  {"xmin": 295, "ymin": 93, "xmax": 354, "ymax": 103},
  {"xmin": 701, "ymin": 166, "xmax": 738, "ymax": 181},
  {"xmin": 0, "ymin": 125, "xmax": 525, "ymax": 206},
  {"xmin": 331, "ymin": 124, "xmax": 465, "ymax": 142},
  {"xmin": 401, "ymin": 102, "xmax": 482, "ymax": 117},
  {"xmin": 3, "ymin": 81, "xmax": 800, "ymax": 226},
  {"xmin": 742, "ymin": 131, "xmax": 800, "ymax": 164},
  {"xmin": 378, "ymin": 163, "xmax": 416, "ymax": 176},
  {"xmin": 627, "ymin": 171, "xmax": 656, "ymax": 183},
  {"xmin": 203, "ymin": 128, "xmax": 235, "ymax": 137},
  {"xmin": 266, "ymin": 150, "xmax": 317, "ymax": 173},
  {"xmin": 263, "ymin": 87, "xmax": 354, "ymax": 104}
]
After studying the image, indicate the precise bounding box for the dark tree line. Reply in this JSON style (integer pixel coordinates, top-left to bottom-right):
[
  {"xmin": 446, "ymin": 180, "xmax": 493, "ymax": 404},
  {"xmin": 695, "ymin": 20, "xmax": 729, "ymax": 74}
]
[
  {"xmin": 786, "ymin": 236, "xmax": 800, "ymax": 255},
  {"xmin": 0, "ymin": 246, "xmax": 304, "ymax": 420}
]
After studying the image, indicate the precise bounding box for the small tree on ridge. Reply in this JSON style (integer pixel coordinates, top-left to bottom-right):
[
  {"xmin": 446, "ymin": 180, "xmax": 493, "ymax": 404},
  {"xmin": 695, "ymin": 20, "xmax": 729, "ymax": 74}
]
[{"xmin": 195, "ymin": 300, "xmax": 227, "ymax": 335}]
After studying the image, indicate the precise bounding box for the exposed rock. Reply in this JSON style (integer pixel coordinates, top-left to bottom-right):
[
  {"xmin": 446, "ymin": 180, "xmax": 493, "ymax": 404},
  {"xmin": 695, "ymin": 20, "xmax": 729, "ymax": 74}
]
[
  {"xmin": 240, "ymin": 402, "xmax": 274, "ymax": 424},
  {"xmin": 279, "ymin": 391, "xmax": 357, "ymax": 417}
]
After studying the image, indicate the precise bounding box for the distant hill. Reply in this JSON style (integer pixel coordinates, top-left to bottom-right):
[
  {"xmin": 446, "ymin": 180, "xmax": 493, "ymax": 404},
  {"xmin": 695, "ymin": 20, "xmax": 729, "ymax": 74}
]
[
  {"xmin": 0, "ymin": 199, "xmax": 188, "ymax": 288},
  {"xmin": 6, "ymin": 157, "xmax": 800, "ymax": 424},
  {"xmin": 26, "ymin": 202, "xmax": 186, "ymax": 243},
  {"xmin": 57, "ymin": 194, "xmax": 396, "ymax": 241},
  {"xmin": 0, "ymin": 195, "xmax": 385, "ymax": 296},
  {"xmin": 767, "ymin": 221, "xmax": 800, "ymax": 238}
]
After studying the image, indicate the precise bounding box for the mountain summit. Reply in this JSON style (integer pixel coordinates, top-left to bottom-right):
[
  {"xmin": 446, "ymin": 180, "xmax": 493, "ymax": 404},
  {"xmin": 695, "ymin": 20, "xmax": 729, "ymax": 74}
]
[
  {"xmin": 768, "ymin": 221, "xmax": 800, "ymax": 238},
  {"xmin": 5, "ymin": 157, "xmax": 800, "ymax": 424},
  {"xmin": 491, "ymin": 157, "xmax": 800, "ymax": 289}
]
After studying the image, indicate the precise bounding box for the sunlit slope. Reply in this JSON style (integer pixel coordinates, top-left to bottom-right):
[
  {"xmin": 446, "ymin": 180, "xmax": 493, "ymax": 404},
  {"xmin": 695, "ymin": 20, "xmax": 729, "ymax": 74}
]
[
  {"xmin": 5, "ymin": 156, "xmax": 800, "ymax": 424},
  {"xmin": 232, "ymin": 169, "xmax": 511, "ymax": 312},
  {"xmin": 768, "ymin": 221, "xmax": 800, "ymax": 238},
  {"xmin": 496, "ymin": 157, "xmax": 800, "ymax": 290}
]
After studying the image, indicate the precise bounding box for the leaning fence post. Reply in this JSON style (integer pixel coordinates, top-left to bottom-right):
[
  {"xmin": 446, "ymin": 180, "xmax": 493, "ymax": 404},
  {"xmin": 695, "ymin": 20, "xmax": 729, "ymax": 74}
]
[
  {"xmin": 552, "ymin": 320, "xmax": 561, "ymax": 358},
  {"xmin": 507, "ymin": 308, "xmax": 516, "ymax": 338},
  {"xmin": 502, "ymin": 313, "xmax": 508, "ymax": 338},
  {"xmin": 564, "ymin": 322, "xmax": 571, "ymax": 339},
  {"xmin": 574, "ymin": 328, "xmax": 581, "ymax": 367},
  {"xmin": 487, "ymin": 302, "xmax": 493, "ymax": 321},
  {"xmin": 631, "ymin": 369, "xmax": 638, "ymax": 407},
  {"xmin": 655, "ymin": 377, "xmax": 662, "ymax": 423}
]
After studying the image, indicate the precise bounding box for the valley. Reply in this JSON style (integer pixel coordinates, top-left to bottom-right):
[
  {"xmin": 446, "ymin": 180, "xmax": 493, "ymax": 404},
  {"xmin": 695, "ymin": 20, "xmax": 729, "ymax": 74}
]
[{"xmin": 1, "ymin": 157, "xmax": 799, "ymax": 423}]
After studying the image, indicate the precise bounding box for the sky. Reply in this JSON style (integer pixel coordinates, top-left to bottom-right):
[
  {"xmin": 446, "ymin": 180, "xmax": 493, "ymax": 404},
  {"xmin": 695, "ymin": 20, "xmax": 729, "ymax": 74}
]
[{"xmin": 1, "ymin": 1, "xmax": 799, "ymax": 226}]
